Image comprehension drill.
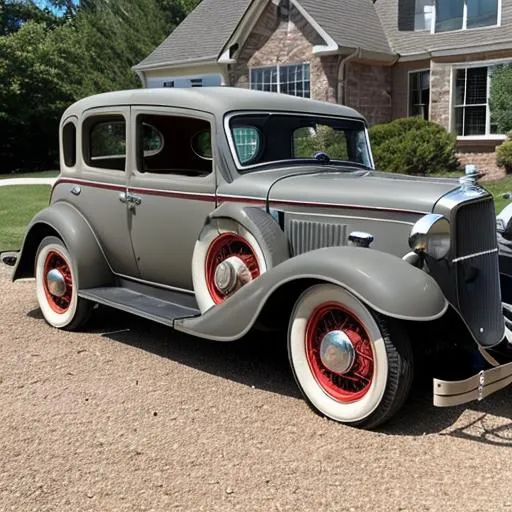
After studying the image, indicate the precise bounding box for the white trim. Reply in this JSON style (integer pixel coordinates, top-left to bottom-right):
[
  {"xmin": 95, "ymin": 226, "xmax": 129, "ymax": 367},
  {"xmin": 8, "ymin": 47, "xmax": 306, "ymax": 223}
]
[
  {"xmin": 457, "ymin": 135, "xmax": 507, "ymax": 141},
  {"xmin": 407, "ymin": 68, "xmax": 431, "ymax": 118},
  {"xmin": 291, "ymin": 0, "xmax": 339, "ymax": 54},
  {"xmin": 452, "ymin": 248, "xmax": 498, "ymax": 263},
  {"xmin": 218, "ymin": 0, "xmax": 269, "ymax": 65},
  {"xmin": 134, "ymin": 56, "xmax": 218, "ymax": 72}
]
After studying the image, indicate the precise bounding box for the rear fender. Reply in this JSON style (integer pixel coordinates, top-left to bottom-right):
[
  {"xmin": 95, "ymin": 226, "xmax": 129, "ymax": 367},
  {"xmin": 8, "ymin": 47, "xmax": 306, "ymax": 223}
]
[
  {"xmin": 175, "ymin": 246, "xmax": 448, "ymax": 341},
  {"xmin": 13, "ymin": 202, "xmax": 113, "ymax": 289}
]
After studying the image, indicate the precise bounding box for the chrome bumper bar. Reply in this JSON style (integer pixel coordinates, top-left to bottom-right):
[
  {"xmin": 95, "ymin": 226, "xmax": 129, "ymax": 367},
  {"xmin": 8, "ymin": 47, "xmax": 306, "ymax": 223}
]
[{"xmin": 434, "ymin": 361, "xmax": 512, "ymax": 407}]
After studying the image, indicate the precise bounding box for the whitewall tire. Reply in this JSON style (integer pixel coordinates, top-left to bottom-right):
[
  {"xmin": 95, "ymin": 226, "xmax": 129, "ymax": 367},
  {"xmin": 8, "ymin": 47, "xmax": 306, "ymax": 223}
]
[
  {"xmin": 288, "ymin": 284, "xmax": 413, "ymax": 429},
  {"xmin": 35, "ymin": 236, "xmax": 91, "ymax": 330},
  {"xmin": 192, "ymin": 223, "xmax": 267, "ymax": 313}
]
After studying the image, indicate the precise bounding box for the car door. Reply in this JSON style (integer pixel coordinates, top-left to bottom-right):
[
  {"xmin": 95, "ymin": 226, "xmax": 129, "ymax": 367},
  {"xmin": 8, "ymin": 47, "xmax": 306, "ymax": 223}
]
[
  {"xmin": 126, "ymin": 106, "xmax": 217, "ymax": 290},
  {"xmin": 77, "ymin": 106, "xmax": 140, "ymax": 277}
]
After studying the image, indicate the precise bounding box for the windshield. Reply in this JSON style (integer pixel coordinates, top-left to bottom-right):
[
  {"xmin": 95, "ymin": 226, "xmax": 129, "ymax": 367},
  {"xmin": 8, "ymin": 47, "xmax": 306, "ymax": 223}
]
[{"xmin": 227, "ymin": 113, "xmax": 373, "ymax": 171}]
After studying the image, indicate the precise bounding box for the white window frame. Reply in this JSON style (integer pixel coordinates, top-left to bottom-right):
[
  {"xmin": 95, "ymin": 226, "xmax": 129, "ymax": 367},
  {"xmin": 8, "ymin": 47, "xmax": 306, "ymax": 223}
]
[
  {"xmin": 249, "ymin": 63, "xmax": 311, "ymax": 98},
  {"xmin": 407, "ymin": 68, "xmax": 431, "ymax": 119},
  {"xmin": 431, "ymin": 0, "xmax": 501, "ymax": 33},
  {"xmin": 451, "ymin": 57, "xmax": 512, "ymax": 140}
]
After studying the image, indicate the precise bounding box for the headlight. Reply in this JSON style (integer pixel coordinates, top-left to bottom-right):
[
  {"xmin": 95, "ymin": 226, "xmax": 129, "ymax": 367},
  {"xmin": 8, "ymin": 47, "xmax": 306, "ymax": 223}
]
[{"xmin": 409, "ymin": 214, "xmax": 450, "ymax": 260}]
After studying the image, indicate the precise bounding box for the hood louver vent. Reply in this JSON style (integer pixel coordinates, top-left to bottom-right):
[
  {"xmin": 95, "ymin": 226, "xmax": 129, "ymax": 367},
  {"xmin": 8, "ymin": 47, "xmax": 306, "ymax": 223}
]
[{"xmin": 287, "ymin": 219, "xmax": 347, "ymax": 256}]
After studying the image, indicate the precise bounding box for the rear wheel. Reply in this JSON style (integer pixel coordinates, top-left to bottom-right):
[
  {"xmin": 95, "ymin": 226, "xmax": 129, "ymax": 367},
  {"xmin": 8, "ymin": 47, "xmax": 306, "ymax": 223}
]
[
  {"xmin": 35, "ymin": 236, "xmax": 91, "ymax": 330},
  {"xmin": 288, "ymin": 284, "xmax": 413, "ymax": 429}
]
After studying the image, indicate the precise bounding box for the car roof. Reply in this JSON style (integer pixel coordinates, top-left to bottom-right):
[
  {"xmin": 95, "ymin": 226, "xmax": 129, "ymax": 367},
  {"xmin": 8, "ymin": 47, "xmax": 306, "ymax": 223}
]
[{"xmin": 62, "ymin": 87, "xmax": 366, "ymax": 123}]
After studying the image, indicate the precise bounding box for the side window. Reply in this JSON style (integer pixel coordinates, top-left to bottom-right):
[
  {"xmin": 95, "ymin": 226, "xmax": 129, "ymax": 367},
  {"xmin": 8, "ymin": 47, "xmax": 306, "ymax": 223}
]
[
  {"xmin": 84, "ymin": 115, "xmax": 126, "ymax": 171},
  {"xmin": 62, "ymin": 122, "xmax": 76, "ymax": 167},
  {"xmin": 136, "ymin": 113, "xmax": 212, "ymax": 177},
  {"xmin": 293, "ymin": 125, "xmax": 349, "ymax": 161}
]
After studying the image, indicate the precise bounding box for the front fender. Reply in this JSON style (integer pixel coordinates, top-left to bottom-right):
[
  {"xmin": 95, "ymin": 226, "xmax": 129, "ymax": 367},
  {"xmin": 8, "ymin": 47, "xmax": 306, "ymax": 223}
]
[
  {"xmin": 175, "ymin": 246, "xmax": 448, "ymax": 341},
  {"xmin": 13, "ymin": 202, "xmax": 113, "ymax": 289}
]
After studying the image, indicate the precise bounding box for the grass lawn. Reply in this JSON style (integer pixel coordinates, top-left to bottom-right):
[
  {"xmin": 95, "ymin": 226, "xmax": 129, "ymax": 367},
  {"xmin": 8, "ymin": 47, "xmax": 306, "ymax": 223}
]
[
  {"xmin": 0, "ymin": 185, "xmax": 51, "ymax": 251},
  {"xmin": 482, "ymin": 176, "xmax": 512, "ymax": 214},
  {"xmin": 0, "ymin": 170, "xmax": 59, "ymax": 180}
]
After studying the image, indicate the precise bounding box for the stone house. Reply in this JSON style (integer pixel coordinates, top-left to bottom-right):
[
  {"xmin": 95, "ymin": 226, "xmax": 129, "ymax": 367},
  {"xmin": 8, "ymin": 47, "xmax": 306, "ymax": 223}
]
[{"xmin": 133, "ymin": 0, "xmax": 512, "ymax": 178}]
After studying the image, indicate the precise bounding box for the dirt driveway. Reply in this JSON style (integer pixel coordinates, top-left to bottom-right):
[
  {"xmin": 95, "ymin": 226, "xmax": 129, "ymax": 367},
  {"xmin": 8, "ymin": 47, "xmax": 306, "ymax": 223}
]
[{"xmin": 1, "ymin": 263, "xmax": 512, "ymax": 511}]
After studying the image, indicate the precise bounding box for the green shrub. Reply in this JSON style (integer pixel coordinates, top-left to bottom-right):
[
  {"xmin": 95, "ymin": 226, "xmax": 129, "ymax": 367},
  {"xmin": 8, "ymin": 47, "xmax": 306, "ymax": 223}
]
[
  {"xmin": 368, "ymin": 117, "xmax": 459, "ymax": 175},
  {"xmin": 496, "ymin": 140, "xmax": 512, "ymax": 172}
]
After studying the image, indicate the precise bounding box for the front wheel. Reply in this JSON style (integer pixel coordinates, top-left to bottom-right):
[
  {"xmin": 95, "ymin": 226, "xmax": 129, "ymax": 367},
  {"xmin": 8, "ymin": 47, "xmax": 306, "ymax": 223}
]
[
  {"xmin": 35, "ymin": 236, "xmax": 92, "ymax": 330},
  {"xmin": 288, "ymin": 284, "xmax": 413, "ymax": 429}
]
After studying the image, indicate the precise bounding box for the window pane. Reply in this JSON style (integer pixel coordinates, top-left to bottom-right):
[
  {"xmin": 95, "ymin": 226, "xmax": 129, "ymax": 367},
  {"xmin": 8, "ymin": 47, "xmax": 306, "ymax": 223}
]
[
  {"xmin": 250, "ymin": 67, "xmax": 277, "ymax": 92},
  {"xmin": 435, "ymin": 0, "xmax": 463, "ymax": 31},
  {"xmin": 466, "ymin": 67, "xmax": 487, "ymax": 104},
  {"xmin": 467, "ymin": 0, "xmax": 498, "ymax": 28},
  {"xmin": 409, "ymin": 70, "xmax": 430, "ymax": 120},
  {"xmin": 415, "ymin": 0, "xmax": 433, "ymax": 30},
  {"xmin": 279, "ymin": 63, "xmax": 310, "ymax": 98},
  {"xmin": 293, "ymin": 125, "xmax": 349, "ymax": 160},
  {"xmin": 62, "ymin": 122, "xmax": 76, "ymax": 167},
  {"xmin": 90, "ymin": 121, "xmax": 125, "ymax": 158},
  {"xmin": 463, "ymin": 106, "xmax": 487, "ymax": 135},
  {"xmin": 455, "ymin": 69, "xmax": 466, "ymax": 105},
  {"xmin": 454, "ymin": 107, "xmax": 464, "ymax": 135}
]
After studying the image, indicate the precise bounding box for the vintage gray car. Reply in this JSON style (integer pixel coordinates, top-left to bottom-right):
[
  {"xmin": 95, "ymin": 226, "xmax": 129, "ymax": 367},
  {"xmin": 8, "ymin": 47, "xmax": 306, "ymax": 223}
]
[{"xmin": 5, "ymin": 87, "xmax": 512, "ymax": 429}]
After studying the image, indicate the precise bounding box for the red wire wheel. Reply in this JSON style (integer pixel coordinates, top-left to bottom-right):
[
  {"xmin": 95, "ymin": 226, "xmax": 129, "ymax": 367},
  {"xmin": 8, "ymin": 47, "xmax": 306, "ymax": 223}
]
[
  {"xmin": 205, "ymin": 233, "xmax": 261, "ymax": 304},
  {"xmin": 42, "ymin": 250, "xmax": 73, "ymax": 314},
  {"xmin": 305, "ymin": 302, "xmax": 374, "ymax": 403}
]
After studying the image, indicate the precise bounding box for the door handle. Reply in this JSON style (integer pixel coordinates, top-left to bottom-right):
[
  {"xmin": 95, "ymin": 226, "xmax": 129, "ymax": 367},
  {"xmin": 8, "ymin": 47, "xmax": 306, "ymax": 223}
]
[{"xmin": 119, "ymin": 192, "xmax": 142, "ymax": 207}]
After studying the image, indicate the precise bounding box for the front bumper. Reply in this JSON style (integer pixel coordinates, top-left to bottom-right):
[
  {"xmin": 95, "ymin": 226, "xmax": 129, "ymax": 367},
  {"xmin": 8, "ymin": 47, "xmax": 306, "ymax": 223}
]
[{"xmin": 434, "ymin": 360, "xmax": 512, "ymax": 407}]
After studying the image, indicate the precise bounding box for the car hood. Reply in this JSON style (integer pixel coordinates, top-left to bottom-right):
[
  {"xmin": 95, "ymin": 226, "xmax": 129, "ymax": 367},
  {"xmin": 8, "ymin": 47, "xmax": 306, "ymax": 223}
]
[{"xmin": 221, "ymin": 167, "xmax": 461, "ymax": 214}]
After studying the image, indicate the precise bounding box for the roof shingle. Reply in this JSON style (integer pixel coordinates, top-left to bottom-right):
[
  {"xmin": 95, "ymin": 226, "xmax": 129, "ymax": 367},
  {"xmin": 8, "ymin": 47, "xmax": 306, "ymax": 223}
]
[
  {"xmin": 298, "ymin": 0, "xmax": 392, "ymax": 55},
  {"xmin": 135, "ymin": 0, "xmax": 393, "ymax": 71},
  {"xmin": 134, "ymin": 0, "xmax": 252, "ymax": 70}
]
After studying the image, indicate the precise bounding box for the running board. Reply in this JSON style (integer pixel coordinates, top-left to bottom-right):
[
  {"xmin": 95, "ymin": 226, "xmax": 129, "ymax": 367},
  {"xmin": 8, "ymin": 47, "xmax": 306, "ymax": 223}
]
[
  {"xmin": 79, "ymin": 287, "xmax": 200, "ymax": 328},
  {"xmin": 434, "ymin": 361, "xmax": 512, "ymax": 407}
]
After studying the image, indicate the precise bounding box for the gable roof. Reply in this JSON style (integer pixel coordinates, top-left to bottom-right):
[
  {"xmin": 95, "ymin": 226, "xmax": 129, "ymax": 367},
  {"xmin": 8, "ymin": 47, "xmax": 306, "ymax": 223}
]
[
  {"xmin": 134, "ymin": 0, "xmax": 393, "ymax": 71},
  {"xmin": 134, "ymin": 0, "xmax": 252, "ymax": 70},
  {"xmin": 298, "ymin": 0, "xmax": 392, "ymax": 55}
]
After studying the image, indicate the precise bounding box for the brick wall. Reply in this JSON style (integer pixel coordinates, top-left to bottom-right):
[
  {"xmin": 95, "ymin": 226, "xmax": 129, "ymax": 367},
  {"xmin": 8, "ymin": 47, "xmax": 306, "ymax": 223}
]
[
  {"xmin": 344, "ymin": 62, "xmax": 392, "ymax": 125},
  {"xmin": 229, "ymin": 2, "xmax": 337, "ymax": 102}
]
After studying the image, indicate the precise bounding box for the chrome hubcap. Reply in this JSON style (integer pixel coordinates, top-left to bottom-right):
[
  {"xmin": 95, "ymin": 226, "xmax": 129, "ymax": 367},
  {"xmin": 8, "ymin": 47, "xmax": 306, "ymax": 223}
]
[
  {"xmin": 214, "ymin": 256, "xmax": 252, "ymax": 296},
  {"xmin": 46, "ymin": 268, "xmax": 67, "ymax": 297},
  {"xmin": 319, "ymin": 330, "xmax": 356, "ymax": 375}
]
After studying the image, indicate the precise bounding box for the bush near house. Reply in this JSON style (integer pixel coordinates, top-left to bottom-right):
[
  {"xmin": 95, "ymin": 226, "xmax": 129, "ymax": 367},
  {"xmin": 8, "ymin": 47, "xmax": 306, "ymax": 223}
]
[
  {"xmin": 369, "ymin": 117, "xmax": 459, "ymax": 176},
  {"xmin": 496, "ymin": 134, "xmax": 512, "ymax": 174}
]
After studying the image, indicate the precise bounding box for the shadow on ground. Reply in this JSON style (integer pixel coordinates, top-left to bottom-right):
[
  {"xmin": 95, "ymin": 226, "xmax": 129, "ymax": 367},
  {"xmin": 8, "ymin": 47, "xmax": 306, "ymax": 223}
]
[{"xmin": 28, "ymin": 305, "xmax": 512, "ymax": 441}]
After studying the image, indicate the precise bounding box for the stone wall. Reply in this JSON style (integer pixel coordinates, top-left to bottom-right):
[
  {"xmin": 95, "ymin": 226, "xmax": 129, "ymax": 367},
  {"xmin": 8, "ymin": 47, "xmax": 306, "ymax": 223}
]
[
  {"xmin": 229, "ymin": 2, "xmax": 337, "ymax": 103},
  {"xmin": 429, "ymin": 60, "xmax": 451, "ymax": 130},
  {"xmin": 344, "ymin": 62, "xmax": 392, "ymax": 125}
]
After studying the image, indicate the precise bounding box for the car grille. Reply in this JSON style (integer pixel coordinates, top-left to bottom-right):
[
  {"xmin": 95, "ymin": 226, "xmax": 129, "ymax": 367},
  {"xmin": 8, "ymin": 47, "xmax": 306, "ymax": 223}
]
[{"xmin": 453, "ymin": 198, "xmax": 503, "ymax": 347}]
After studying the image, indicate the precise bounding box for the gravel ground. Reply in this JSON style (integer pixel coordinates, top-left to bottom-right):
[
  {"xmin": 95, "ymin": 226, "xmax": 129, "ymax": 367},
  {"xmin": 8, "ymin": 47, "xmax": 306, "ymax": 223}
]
[{"xmin": 1, "ymin": 263, "xmax": 512, "ymax": 511}]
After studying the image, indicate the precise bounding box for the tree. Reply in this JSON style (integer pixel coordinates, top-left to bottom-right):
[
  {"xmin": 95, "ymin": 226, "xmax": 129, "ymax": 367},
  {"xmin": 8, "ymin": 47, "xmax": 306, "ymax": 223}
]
[
  {"xmin": 490, "ymin": 64, "xmax": 512, "ymax": 135},
  {"xmin": 0, "ymin": 0, "xmax": 199, "ymax": 171},
  {"xmin": 0, "ymin": 0, "xmax": 58, "ymax": 35}
]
